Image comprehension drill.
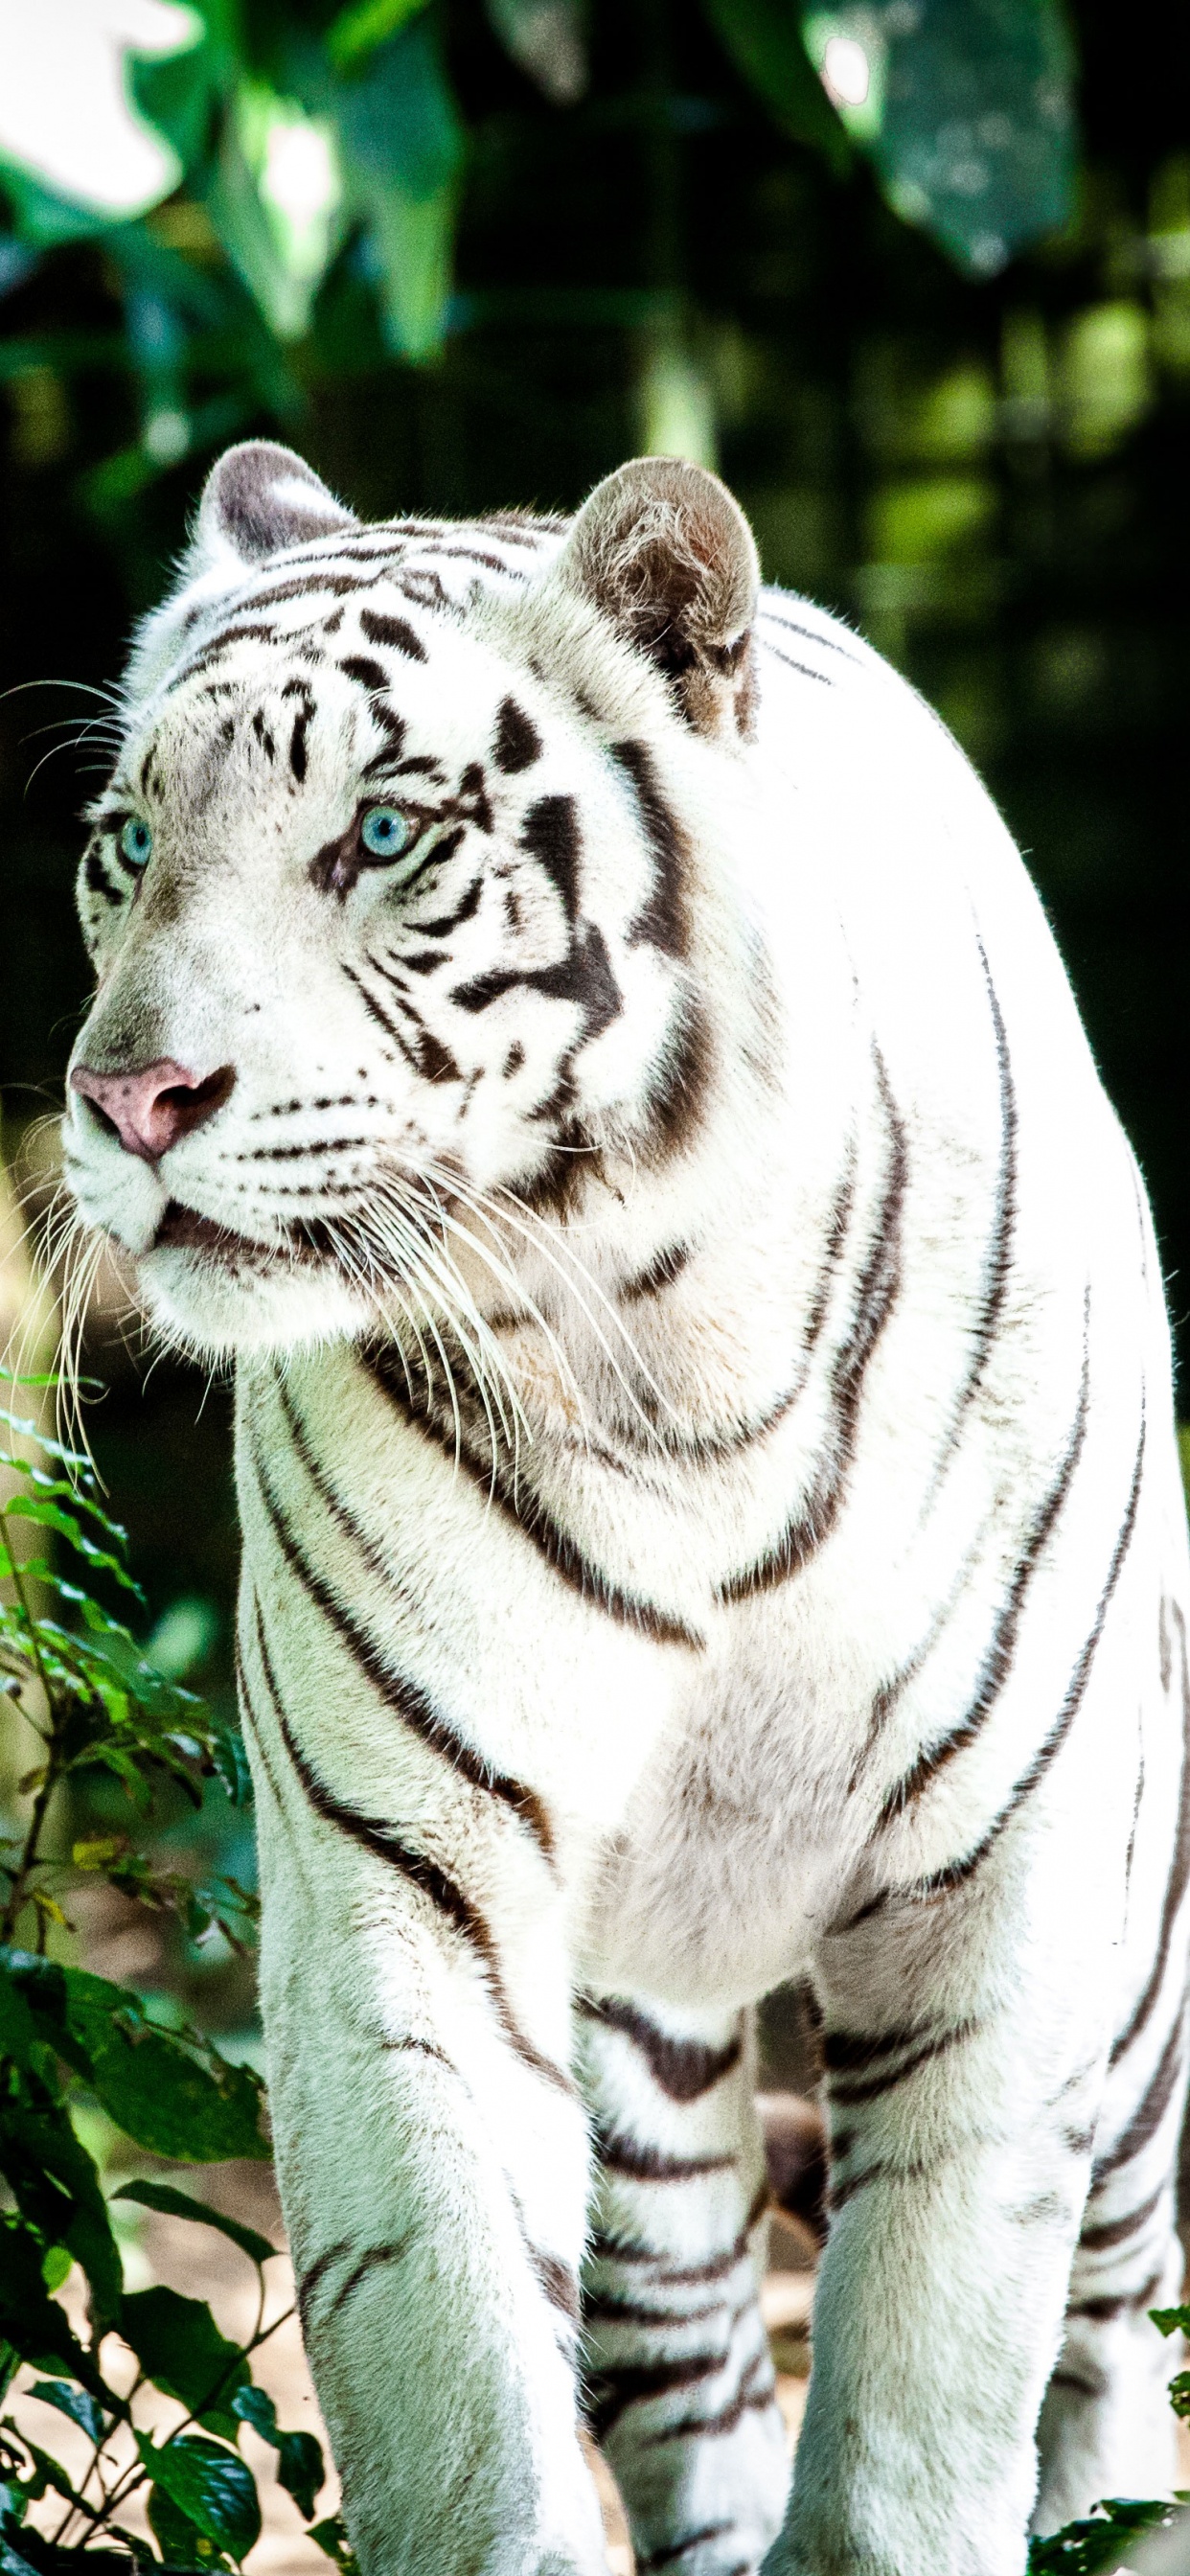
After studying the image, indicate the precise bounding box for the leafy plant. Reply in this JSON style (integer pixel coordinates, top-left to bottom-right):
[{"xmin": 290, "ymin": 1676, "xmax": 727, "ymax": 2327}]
[
  {"xmin": 0, "ymin": 1364, "xmax": 354, "ymax": 2573},
  {"xmin": 0, "ymin": 0, "xmax": 1079, "ymax": 524},
  {"xmin": 1025, "ymin": 2304, "xmax": 1190, "ymax": 2571}
]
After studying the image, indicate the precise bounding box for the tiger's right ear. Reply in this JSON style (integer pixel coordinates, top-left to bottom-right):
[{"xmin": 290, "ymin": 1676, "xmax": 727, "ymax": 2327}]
[
  {"xmin": 124, "ymin": 443, "xmax": 358, "ymax": 704},
  {"xmin": 195, "ymin": 441, "xmax": 357, "ymax": 571}
]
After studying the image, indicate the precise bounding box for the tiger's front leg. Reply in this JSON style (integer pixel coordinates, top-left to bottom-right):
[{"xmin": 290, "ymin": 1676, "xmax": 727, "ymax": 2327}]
[
  {"xmin": 237, "ymin": 1596, "xmax": 607, "ymax": 2576},
  {"xmin": 579, "ymin": 1992, "xmax": 790, "ymax": 2575},
  {"xmin": 769, "ymin": 1782, "xmax": 1134, "ymax": 2576}
]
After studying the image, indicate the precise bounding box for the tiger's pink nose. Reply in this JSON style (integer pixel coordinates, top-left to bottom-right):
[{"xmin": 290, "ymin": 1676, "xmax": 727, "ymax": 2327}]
[{"xmin": 71, "ymin": 1059, "xmax": 236, "ymax": 1163}]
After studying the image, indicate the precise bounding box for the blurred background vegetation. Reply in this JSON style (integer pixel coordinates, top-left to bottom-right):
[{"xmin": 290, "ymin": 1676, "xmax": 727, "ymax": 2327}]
[{"xmin": 2, "ymin": 0, "xmax": 1188, "ymax": 2045}]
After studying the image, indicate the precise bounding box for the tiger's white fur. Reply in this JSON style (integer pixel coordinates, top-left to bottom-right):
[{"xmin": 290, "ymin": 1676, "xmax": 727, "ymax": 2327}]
[{"xmin": 62, "ymin": 441, "xmax": 1190, "ymax": 2576}]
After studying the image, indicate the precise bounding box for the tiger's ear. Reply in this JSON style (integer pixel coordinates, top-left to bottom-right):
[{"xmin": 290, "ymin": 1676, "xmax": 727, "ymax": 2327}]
[
  {"xmin": 123, "ymin": 443, "xmax": 359, "ymax": 705},
  {"xmin": 558, "ymin": 457, "xmax": 760, "ymax": 741},
  {"xmin": 195, "ymin": 440, "xmax": 357, "ymax": 569}
]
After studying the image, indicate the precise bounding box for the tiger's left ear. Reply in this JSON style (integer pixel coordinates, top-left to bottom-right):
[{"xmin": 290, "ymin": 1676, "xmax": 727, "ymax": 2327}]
[{"xmin": 558, "ymin": 457, "xmax": 760, "ymax": 741}]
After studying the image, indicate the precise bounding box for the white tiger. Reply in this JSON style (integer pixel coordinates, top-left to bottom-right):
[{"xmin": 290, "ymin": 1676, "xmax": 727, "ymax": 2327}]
[{"xmin": 61, "ymin": 439, "xmax": 1190, "ymax": 2576}]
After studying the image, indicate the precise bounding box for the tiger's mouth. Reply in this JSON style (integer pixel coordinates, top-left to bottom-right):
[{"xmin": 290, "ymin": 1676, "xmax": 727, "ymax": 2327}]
[
  {"xmin": 150, "ymin": 1201, "xmax": 362, "ymax": 1276},
  {"xmin": 151, "ymin": 1201, "xmax": 277, "ymax": 1266}
]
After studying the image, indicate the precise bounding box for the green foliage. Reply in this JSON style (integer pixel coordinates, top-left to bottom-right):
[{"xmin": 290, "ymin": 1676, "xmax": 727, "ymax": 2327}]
[
  {"xmin": 0, "ymin": 1367, "xmax": 351, "ymax": 2571},
  {"xmin": 1027, "ymin": 2496, "xmax": 1180, "ymax": 2572},
  {"xmin": 0, "ymin": 0, "xmax": 1079, "ymax": 518}
]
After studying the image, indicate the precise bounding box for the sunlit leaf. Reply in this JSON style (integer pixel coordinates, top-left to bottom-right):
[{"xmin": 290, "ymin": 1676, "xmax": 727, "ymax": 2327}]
[
  {"xmin": 4, "ymin": 1953, "xmax": 270, "ymax": 2162},
  {"xmin": 2, "ymin": 1498, "xmax": 141, "ymax": 1594},
  {"xmin": 147, "ymin": 2478, "xmax": 218, "ymax": 2570},
  {"xmin": 325, "ymin": 0, "xmax": 430, "ymax": 75},
  {"xmin": 0, "ymin": 1409, "xmax": 97, "ymax": 1477},
  {"xmin": 137, "ymin": 2434, "xmax": 261, "ymax": 2563},
  {"xmin": 322, "ymin": 18, "xmax": 461, "ymax": 359},
  {"xmin": 27, "ymin": 2380, "xmax": 107, "ymax": 2447}
]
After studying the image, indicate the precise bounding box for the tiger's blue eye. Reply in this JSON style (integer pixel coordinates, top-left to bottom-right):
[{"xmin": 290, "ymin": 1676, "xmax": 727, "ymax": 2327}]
[
  {"xmin": 360, "ymin": 806, "xmax": 411, "ymax": 862},
  {"xmin": 119, "ymin": 816, "xmax": 152, "ymax": 869}
]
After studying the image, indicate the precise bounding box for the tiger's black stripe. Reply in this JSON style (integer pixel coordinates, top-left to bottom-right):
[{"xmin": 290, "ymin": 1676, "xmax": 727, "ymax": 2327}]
[
  {"xmin": 330, "ymin": 2237, "xmax": 414, "ymax": 2315},
  {"xmin": 297, "ymin": 2238, "xmax": 353, "ymax": 2329},
  {"xmin": 878, "ymin": 1317, "xmax": 1090, "ymax": 1828},
  {"xmin": 361, "ymin": 1342, "xmax": 704, "ymax": 1649},
  {"xmin": 578, "ymin": 1994, "xmax": 743, "ymax": 2102},
  {"xmin": 759, "ymin": 607, "xmax": 861, "ymax": 661},
  {"xmin": 249, "ymin": 1598, "xmax": 576, "ymax": 2097},
  {"xmin": 587, "ymin": 2180, "xmax": 770, "ymax": 2289},
  {"xmin": 718, "ymin": 1051, "xmax": 907, "ymax": 1601},
  {"xmin": 822, "ymin": 2018, "xmax": 939, "ymax": 2076},
  {"xmin": 1110, "ymin": 1599, "xmax": 1190, "ymax": 2066},
  {"xmin": 760, "ymin": 639, "xmax": 832, "ymax": 685},
  {"xmin": 595, "ymin": 2126, "xmax": 738, "ymax": 2184},
  {"xmin": 636, "ymin": 2527, "xmax": 740, "ymax": 2572},
  {"xmin": 611, "ymin": 739, "xmax": 688, "ymax": 957},
  {"xmin": 639, "ymin": 2348, "xmax": 776, "ymax": 2450},
  {"xmin": 827, "ymin": 2019, "xmax": 977, "ymax": 2106},
  {"xmin": 234, "ymin": 1622, "xmax": 286, "ymax": 1810},
  {"xmin": 902, "ymin": 1408, "xmax": 1147, "ymax": 1905},
  {"xmin": 619, "ymin": 1242, "xmax": 692, "ymax": 1302},
  {"xmin": 1078, "ymin": 2180, "xmax": 1166, "ymax": 2251},
  {"xmin": 1092, "ymin": 2014, "xmax": 1184, "ymax": 2186},
  {"xmin": 586, "ymin": 2348, "xmax": 734, "ymax": 2444},
  {"xmin": 584, "ymin": 2288, "xmax": 733, "ymax": 2330},
  {"xmin": 252, "ymin": 1398, "xmax": 556, "ymax": 1862},
  {"xmin": 928, "ymin": 940, "xmax": 1018, "ymax": 1484},
  {"xmin": 528, "ymin": 2249, "xmax": 581, "ymax": 2323}
]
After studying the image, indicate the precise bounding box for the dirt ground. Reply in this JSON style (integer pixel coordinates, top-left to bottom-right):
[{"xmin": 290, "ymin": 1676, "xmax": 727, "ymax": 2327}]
[{"xmin": 9, "ymin": 2170, "xmax": 1188, "ymax": 2574}]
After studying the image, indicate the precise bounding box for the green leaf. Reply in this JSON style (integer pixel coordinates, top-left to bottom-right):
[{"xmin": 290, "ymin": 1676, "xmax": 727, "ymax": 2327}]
[
  {"xmin": 0, "ymin": 2085, "xmax": 123, "ymax": 2330},
  {"xmin": 0, "ymin": 1972, "xmax": 39, "ymax": 2075},
  {"xmin": 0, "ymin": 1410, "xmax": 96, "ymax": 1477},
  {"xmin": 129, "ymin": 24, "xmax": 219, "ymax": 176},
  {"xmin": 1, "ymin": 1498, "xmax": 140, "ymax": 1594},
  {"xmin": 0, "ymin": 2518, "xmax": 41, "ymax": 2576},
  {"xmin": 363, "ymin": 179, "xmax": 455, "ymax": 362},
  {"xmin": 113, "ymin": 2181, "xmax": 277, "ymax": 2270},
  {"xmin": 1026, "ymin": 2496, "xmax": 1173, "ymax": 2574},
  {"xmin": 0, "ymin": 2220, "xmax": 106, "ymax": 2398},
  {"xmin": 231, "ymin": 2388, "xmax": 324, "ymax": 2520},
  {"xmin": 809, "ymin": 0, "xmax": 1078, "ymax": 278},
  {"xmin": 121, "ymin": 2288, "xmax": 249, "ymax": 2438},
  {"xmin": 1151, "ymin": 2304, "xmax": 1190, "ymax": 2337},
  {"xmin": 326, "ymin": 18, "xmax": 461, "ymax": 358},
  {"xmin": 325, "ymin": 0, "xmax": 430, "ymax": 74},
  {"xmin": 701, "ymin": 0, "xmax": 845, "ymax": 159},
  {"xmin": 27, "ymin": 2380, "xmax": 107, "ymax": 2446},
  {"xmin": 1, "ymin": 1468, "xmax": 127, "ymax": 1549},
  {"xmin": 4, "ymin": 1953, "xmax": 269, "ymax": 2163},
  {"xmin": 136, "ymin": 2435, "xmax": 261, "ymax": 2564},
  {"xmin": 148, "ymin": 2480, "xmax": 228, "ymax": 2570},
  {"xmin": 1, "ymin": 2438, "xmax": 79, "ymax": 2511},
  {"xmin": 309, "ymin": 2515, "xmax": 359, "ymax": 2573}
]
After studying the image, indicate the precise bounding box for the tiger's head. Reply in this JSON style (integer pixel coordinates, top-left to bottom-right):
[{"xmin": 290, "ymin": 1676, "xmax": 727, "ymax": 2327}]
[{"xmin": 62, "ymin": 442, "xmax": 761, "ymax": 1358}]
